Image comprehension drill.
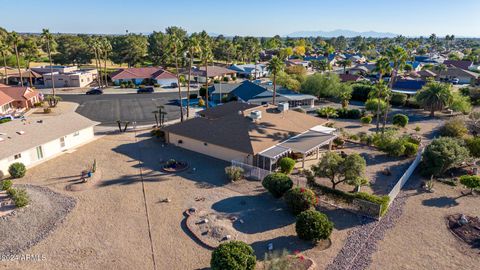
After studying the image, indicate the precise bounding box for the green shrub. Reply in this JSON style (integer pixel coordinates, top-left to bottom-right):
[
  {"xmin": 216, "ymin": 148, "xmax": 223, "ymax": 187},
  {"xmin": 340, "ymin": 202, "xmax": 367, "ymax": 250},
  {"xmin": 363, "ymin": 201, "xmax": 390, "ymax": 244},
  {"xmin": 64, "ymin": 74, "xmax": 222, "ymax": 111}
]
[
  {"xmin": 295, "ymin": 210, "xmax": 333, "ymax": 242},
  {"xmin": 348, "ymin": 134, "xmax": 360, "ymax": 141},
  {"xmin": 351, "ymin": 83, "xmax": 374, "ymax": 101},
  {"xmin": 459, "ymin": 175, "xmax": 480, "ymax": 193},
  {"xmin": 198, "ymin": 98, "xmax": 206, "ymax": 107},
  {"xmin": 333, "ymin": 137, "xmax": 345, "ymax": 147},
  {"xmin": 223, "ymin": 76, "xmax": 229, "ymax": 82},
  {"xmin": 439, "ymin": 118, "xmax": 468, "ymax": 138},
  {"xmin": 361, "ymin": 116, "xmax": 372, "ymax": 125},
  {"xmin": 12, "ymin": 188, "xmax": 29, "ymax": 207},
  {"xmin": 0, "ymin": 118, "xmax": 11, "ymax": 124},
  {"xmin": 153, "ymin": 83, "xmax": 160, "ymax": 87},
  {"xmin": 8, "ymin": 162, "xmax": 26, "ymax": 179},
  {"xmin": 403, "ymin": 142, "xmax": 419, "ymax": 157},
  {"xmin": 225, "ymin": 166, "xmax": 244, "ymax": 182},
  {"xmin": 358, "ymin": 132, "xmax": 374, "ymax": 145},
  {"xmin": 1, "ymin": 179, "xmax": 12, "ymax": 191},
  {"xmin": 278, "ymin": 157, "xmax": 296, "ymax": 174},
  {"xmin": 336, "ymin": 108, "xmax": 362, "ymax": 119},
  {"xmin": 211, "ymin": 241, "xmax": 256, "ymax": 270},
  {"xmin": 465, "ymin": 137, "xmax": 480, "ymax": 157},
  {"xmin": 365, "ymin": 98, "xmax": 386, "ymax": 114},
  {"xmin": 422, "ymin": 137, "xmax": 470, "ymax": 177},
  {"xmin": 262, "ymin": 173, "xmax": 293, "ymax": 198},
  {"xmin": 392, "ymin": 114, "xmax": 409, "ymax": 128},
  {"xmin": 390, "ymin": 93, "xmax": 407, "ymax": 106},
  {"xmin": 353, "ymin": 192, "xmax": 390, "ymax": 217},
  {"xmin": 284, "ymin": 187, "xmax": 317, "ymax": 215}
]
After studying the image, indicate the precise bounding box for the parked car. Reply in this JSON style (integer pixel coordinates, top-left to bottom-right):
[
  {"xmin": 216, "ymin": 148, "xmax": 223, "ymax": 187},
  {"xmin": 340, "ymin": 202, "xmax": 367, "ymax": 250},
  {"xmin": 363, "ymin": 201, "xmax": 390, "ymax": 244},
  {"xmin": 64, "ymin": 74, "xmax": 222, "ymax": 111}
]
[
  {"xmin": 170, "ymin": 82, "xmax": 178, "ymax": 88},
  {"xmin": 86, "ymin": 88, "xmax": 103, "ymax": 95},
  {"xmin": 137, "ymin": 87, "xmax": 154, "ymax": 94},
  {"xmin": 451, "ymin": 78, "xmax": 460, "ymax": 84}
]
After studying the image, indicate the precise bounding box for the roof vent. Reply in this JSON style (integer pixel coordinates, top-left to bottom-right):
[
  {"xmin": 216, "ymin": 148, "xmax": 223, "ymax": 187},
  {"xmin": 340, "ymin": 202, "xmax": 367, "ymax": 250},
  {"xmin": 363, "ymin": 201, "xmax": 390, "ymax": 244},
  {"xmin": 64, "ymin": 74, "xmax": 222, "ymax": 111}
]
[
  {"xmin": 249, "ymin": 110, "xmax": 262, "ymax": 121},
  {"xmin": 17, "ymin": 131, "xmax": 25, "ymax": 135}
]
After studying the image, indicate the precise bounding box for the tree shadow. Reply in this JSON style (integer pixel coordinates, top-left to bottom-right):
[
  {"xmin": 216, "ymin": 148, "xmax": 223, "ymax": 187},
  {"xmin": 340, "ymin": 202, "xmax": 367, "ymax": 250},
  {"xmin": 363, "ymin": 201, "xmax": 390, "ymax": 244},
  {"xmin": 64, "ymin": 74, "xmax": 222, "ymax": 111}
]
[
  {"xmin": 250, "ymin": 235, "xmax": 315, "ymax": 259},
  {"xmin": 211, "ymin": 193, "xmax": 295, "ymax": 234},
  {"xmin": 422, "ymin": 196, "xmax": 460, "ymax": 208},
  {"xmin": 318, "ymin": 207, "xmax": 368, "ymax": 230}
]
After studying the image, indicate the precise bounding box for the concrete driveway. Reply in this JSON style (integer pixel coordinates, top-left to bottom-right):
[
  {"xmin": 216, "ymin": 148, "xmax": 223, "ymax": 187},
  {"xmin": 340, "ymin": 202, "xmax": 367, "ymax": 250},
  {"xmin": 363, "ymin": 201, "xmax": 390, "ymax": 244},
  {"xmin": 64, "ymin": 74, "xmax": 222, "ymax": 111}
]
[{"xmin": 60, "ymin": 92, "xmax": 183, "ymax": 126}]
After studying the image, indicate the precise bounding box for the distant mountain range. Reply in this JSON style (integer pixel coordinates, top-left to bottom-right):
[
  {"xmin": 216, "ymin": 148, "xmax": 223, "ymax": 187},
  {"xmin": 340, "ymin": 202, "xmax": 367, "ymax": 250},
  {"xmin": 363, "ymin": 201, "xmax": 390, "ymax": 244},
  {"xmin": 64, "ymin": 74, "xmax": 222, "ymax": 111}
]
[{"xmin": 286, "ymin": 29, "xmax": 398, "ymax": 38}]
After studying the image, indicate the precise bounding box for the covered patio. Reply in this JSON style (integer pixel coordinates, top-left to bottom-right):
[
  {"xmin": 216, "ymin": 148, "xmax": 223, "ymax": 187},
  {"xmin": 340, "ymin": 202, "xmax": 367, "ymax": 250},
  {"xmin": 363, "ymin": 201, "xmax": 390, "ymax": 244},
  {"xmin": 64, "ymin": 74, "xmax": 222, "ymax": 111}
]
[{"xmin": 254, "ymin": 128, "xmax": 337, "ymax": 171}]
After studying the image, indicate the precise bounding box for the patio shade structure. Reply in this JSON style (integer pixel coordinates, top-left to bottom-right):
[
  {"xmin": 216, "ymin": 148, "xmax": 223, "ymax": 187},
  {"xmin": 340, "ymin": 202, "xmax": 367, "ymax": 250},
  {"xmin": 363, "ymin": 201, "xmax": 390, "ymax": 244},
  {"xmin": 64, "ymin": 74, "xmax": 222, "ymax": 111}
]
[{"xmin": 258, "ymin": 130, "xmax": 337, "ymax": 170}]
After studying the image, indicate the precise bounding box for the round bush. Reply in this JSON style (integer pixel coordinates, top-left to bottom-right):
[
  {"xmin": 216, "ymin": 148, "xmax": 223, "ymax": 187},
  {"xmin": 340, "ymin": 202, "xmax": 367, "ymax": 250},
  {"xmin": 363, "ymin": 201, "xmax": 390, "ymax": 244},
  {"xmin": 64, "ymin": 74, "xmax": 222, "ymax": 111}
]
[
  {"xmin": 360, "ymin": 116, "xmax": 372, "ymax": 125},
  {"xmin": 278, "ymin": 157, "xmax": 295, "ymax": 174},
  {"xmin": 439, "ymin": 118, "xmax": 468, "ymax": 138},
  {"xmin": 210, "ymin": 241, "xmax": 256, "ymax": 270},
  {"xmin": 8, "ymin": 162, "xmax": 26, "ymax": 179},
  {"xmin": 465, "ymin": 137, "xmax": 480, "ymax": 157},
  {"xmin": 1, "ymin": 179, "xmax": 12, "ymax": 191},
  {"xmin": 459, "ymin": 175, "xmax": 480, "ymax": 192},
  {"xmin": 284, "ymin": 187, "xmax": 317, "ymax": 215},
  {"xmin": 262, "ymin": 173, "xmax": 293, "ymax": 198},
  {"xmin": 403, "ymin": 142, "xmax": 419, "ymax": 157},
  {"xmin": 390, "ymin": 93, "xmax": 407, "ymax": 106},
  {"xmin": 392, "ymin": 114, "xmax": 409, "ymax": 128},
  {"xmin": 295, "ymin": 210, "xmax": 333, "ymax": 242},
  {"xmin": 422, "ymin": 137, "xmax": 470, "ymax": 177}
]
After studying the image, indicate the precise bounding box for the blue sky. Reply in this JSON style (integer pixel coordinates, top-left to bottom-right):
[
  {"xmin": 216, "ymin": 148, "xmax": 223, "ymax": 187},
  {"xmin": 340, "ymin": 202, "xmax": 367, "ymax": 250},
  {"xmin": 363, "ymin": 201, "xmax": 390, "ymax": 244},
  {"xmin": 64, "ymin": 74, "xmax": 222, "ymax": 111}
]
[{"xmin": 1, "ymin": 0, "xmax": 480, "ymax": 37}]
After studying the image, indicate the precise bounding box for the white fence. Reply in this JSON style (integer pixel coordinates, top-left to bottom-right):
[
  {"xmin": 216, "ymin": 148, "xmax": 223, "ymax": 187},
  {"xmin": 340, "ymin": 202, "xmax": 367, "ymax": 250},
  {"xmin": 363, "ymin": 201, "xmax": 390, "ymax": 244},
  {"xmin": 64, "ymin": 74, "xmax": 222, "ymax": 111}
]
[
  {"xmin": 387, "ymin": 147, "xmax": 424, "ymax": 204},
  {"xmin": 231, "ymin": 160, "xmax": 270, "ymax": 181}
]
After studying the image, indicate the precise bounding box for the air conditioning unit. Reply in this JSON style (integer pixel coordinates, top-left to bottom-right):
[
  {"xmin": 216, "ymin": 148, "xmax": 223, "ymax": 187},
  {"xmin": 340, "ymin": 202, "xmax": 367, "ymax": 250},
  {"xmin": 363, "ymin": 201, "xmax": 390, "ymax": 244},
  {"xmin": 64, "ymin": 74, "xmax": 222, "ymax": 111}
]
[
  {"xmin": 278, "ymin": 102, "xmax": 289, "ymax": 112},
  {"xmin": 249, "ymin": 110, "xmax": 262, "ymax": 120}
]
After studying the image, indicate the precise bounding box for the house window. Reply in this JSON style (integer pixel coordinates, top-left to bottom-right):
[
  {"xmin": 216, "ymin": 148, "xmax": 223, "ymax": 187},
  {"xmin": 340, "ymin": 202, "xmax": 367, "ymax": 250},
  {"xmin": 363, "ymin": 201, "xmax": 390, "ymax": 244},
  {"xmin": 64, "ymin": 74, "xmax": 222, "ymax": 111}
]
[
  {"xmin": 204, "ymin": 142, "xmax": 208, "ymax": 146},
  {"xmin": 73, "ymin": 131, "xmax": 80, "ymax": 137},
  {"xmin": 178, "ymin": 140, "xmax": 183, "ymax": 144},
  {"xmin": 14, "ymin": 153, "xmax": 21, "ymax": 159},
  {"xmin": 60, "ymin": 137, "xmax": 65, "ymax": 147},
  {"xmin": 36, "ymin": 146, "xmax": 44, "ymax": 160}
]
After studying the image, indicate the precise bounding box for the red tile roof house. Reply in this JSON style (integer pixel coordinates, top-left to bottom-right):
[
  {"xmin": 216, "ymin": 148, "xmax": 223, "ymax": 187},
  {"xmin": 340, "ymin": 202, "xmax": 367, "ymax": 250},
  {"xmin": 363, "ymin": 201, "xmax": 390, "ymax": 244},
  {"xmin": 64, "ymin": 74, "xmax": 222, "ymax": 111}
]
[
  {"xmin": 109, "ymin": 67, "xmax": 178, "ymax": 87},
  {"xmin": 0, "ymin": 91, "xmax": 14, "ymax": 115},
  {"xmin": 0, "ymin": 86, "xmax": 41, "ymax": 114}
]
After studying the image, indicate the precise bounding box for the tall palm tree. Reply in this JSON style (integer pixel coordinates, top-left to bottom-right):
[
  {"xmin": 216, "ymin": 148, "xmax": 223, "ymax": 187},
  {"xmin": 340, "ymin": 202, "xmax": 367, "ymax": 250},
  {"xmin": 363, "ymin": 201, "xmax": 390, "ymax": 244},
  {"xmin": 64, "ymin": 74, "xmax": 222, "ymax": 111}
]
[
  {"xmin": 415, "ymin": 82, "xmax": 453, "ymax": 117},
  {"xmin": 383, "ymin": 46, "xmax": 407, "ymax": 132},
  {"xmin": 369, "ymin": 80, "xmax": 390, "ymax": 133},
  {"xmin": 0, "ymin": 39, "xmax": 10, "ymax": 84},
  {"xmin": 267, "ymin": 56, "xmax": 285, "ymax": 105},
  {"xmin": 199, "ymin": 31, "xmax": 213, "ymax": 108},
  {"xmin": 90, "ymin": 37, "xmax": 103, "ymax": 87},
  {"xmin": 338, "ymin": 59, "xmax": 352, "ymax": 74},
  {"xmin": 8, "ymin": 32, "xmax": 23, "ymax": 87},
  {"xmin": 100, "ymin": 38, "xmax": 112, "ymax": 87},
  {"xmin": 373, "ymin": 57, "xmax": 392, "ymax": 133},
  {"xmin": 167, "ymin": 31, "xmax": 185, "ymax": 121},
  {"xmin": 41, "ymin": 29, "xmax": 56, "ymax": 95},
  {"xmin": 185, "ymin": 33, "xmax": 201, "ymax": 118}
]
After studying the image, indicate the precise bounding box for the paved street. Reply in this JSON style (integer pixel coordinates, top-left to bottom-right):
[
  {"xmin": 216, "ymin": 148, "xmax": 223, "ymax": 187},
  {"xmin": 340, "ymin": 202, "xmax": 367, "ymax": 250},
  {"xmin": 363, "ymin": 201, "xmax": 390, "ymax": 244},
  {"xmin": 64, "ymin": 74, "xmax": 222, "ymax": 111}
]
[{"xmin": 60, "ymin": 92, "xmax": 183, "ymax": 126}]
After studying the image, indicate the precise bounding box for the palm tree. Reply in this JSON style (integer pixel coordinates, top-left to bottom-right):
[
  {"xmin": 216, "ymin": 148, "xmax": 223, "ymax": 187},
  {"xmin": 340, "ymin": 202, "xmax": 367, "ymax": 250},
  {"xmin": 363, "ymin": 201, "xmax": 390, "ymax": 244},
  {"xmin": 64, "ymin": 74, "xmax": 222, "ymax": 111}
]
[
  {"xmin": 167, "ymin": 30, "xmax": 185, "ymax": 121},
  {"xmin": 185, "ymin": 33, "xmax": 201, "ymax": 118},
  {"xmin": 90, "ymin": 37, "xmax": 103, "ymax": 87},
  {"xmin": 337, "ymin": 84, "xmax": 352, "ymax": 109},
  {"xmin": 0, "ymin": 39, "xmax": 10, "ymax": 84},
  {"xmin": 369, "ymin": 80, "xmax": 390, "ymax": 132},
  {"xmin": 383, "ymin": 46, "xmax": 407, "ymax": 132},
  {"xmin": 318, "ymin": 107, "xmax": 338, "ymax": 121},
  {"xmin": 338, "ymin": 59, "xmax": 352, "ymax": 74},
  {"xmin": 267, "ymin": 56, "xmax": 285, "ymax": 105},
  {"xmin": 100, "ymin": 38, "xmax": 112, "ymax": 87},
  {"xmin": 8, "ymin": 32, "xmax": 23, "ymax": 87},
  {"xmin": 199, "ymin": 31, "xmax": 213, "ymax": 108},
  {"xmin": 41, "ymin": 29, "xmax": 56, "ymax": 96},
  {"xmin": 373, "ymin": 57, "xmax": 392, "ymax": 133},
  {"xmin": 415, "ymin": 82, "xmax": 453, "ymax": 117}
]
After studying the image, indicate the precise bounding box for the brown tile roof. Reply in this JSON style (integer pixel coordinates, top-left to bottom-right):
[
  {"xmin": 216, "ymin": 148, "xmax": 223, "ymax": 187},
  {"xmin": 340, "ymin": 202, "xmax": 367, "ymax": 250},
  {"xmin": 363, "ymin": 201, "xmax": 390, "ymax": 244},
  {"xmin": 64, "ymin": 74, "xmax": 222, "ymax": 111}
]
[
  {"xmin": 109, "ymin": 67, "xmax": 176, "ymax": 80},
  {"xmin": 163, "ymin": 102, "xmax": 326, "ymax": 154},
  {"xmin": 0, "ymin": 68, "xmax": 42, "ymax": 78},
  {"xmin": 0, "ymin": 86, "xmax": 39, "ymax": 102},
  {"xmin": 190, "ymin": 66, "xmax": 237, "ymax": 78},
  {"xmin": 0, "ymin": 91, "xmax": 14, "ymax": 106},
  {"xmin": 339, "ymin": 73, "xmax": 361, "ymax": 82},
  {"xmin": 443, "ymin": 60, "xmax": 473, "ymax": 70}
]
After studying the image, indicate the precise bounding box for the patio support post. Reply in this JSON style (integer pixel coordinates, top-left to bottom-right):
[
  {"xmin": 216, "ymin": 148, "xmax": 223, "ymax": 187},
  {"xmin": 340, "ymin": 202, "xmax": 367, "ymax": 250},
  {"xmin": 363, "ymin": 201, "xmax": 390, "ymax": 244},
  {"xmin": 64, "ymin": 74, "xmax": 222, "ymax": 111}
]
[
  {"xmin": 269, "ymin": 158, "xmax": 272, "ymax": 171},
  {"xmin": 329, "ymin": 140, "xmax": 333, "ymax": 151},
  {"xmin": 316, "ymin": 147, "xmax": 319, "ymax": 159},
  {"xmin": 302, "ymin": 154, "xmax": 305, "ymax": 168}
]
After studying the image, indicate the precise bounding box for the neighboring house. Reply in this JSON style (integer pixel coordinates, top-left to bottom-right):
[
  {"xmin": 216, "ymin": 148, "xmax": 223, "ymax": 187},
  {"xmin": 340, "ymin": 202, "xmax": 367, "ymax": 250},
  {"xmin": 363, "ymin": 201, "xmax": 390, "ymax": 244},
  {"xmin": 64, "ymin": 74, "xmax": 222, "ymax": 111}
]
[
  {"xmin": 339, "ymin": 73, "xmax": 363, "ymax": 83},
  {"xmin": 348, "ymin": 63, "xmax": 377, "ymax": 76},
  {"xmin": 437, "ymin": 66, "xmax": 479, "ymax": 84},
  {"xmin": 109, "ymin": 67, "xmax": 177, "ymax": 87},
  {"xmin": 392, "ymin": 79, "xmax": 427, "ymax": 95},
  {"xmin": 32, "ymin": 66, "xmax": 98, "ymax": 88},
  {"xmin": 443, "ymin": 60, "xmax": 473, "ymax": 70},
  {"xmin": 229, "ymin": 64, "xmax": 269, "ymax": 78},
  {"xmin": 0, "ymin": 91, "xmax": 14, "ymax": 115},
  {"xmin": 0, "ymin": 86, "xmax": 40, "ymax": 110},
  {"xmin": 416, "ymin": 70, "xmax": 437, "ymax": 81},
  {"xmin": 286, "ymin": 59, "xmax": 310, "ymax": 69},
  {"xmin": 0, "ymin": 112, "xmax": 98, "ymax": 177},
  {"xmin": 0, "ymin": 68, "xmax": 43, "ymax": 86},
  {"xmin": 188, "ymin": 66, "xmax": 237, "ymax": 83},
  {"xmin": 342, "ymin": 53, "xmax": 366, "ymax": 63},
  {"xmin": 162, "ymin": 102, "xmax": 336, "ymax": 170},
  {"xmin": 210, "ymin": 81, "xmax": 317, "ymax": 108},
  {"xmin": 304, "ymin": 54, "xmax": 336, "ymax": 67}
]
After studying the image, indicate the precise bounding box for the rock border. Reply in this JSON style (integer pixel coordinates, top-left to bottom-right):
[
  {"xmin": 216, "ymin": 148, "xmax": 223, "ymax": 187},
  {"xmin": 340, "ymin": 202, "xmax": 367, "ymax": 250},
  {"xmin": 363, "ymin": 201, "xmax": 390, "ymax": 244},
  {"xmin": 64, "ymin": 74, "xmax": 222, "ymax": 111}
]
[{"xmin": 184, "ymin": 209, "xmax": 217, "ymax": 249}]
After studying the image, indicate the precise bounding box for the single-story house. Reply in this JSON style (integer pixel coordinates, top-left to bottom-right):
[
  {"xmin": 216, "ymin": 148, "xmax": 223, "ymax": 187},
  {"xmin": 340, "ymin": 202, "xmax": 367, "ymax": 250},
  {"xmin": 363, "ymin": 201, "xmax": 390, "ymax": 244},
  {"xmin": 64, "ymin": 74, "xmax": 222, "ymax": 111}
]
[
  {"xmin": 32, "ymin": 66, "xmax": 99, "ymax": 88},
  {"xmin": 0, "ymin": 112, "xmax": 98, "ymax": 178},
  {"xmin": 0, "ymin": 91, "xmax": 14, "ymax": 115},
  {"xmin": 188, "ymin": 66, "xmax": 237, "ymax": 83},
  {"xmin": 109, "ymin": 67, "xmax": 178, "ymax": 87},
  {"xmin": 437, "ymin": 66, "xmax": 479, "ymax": 84},
  {"xmin": 0, "ymin": 67, "xmax": 43, "ymax": 86},
  {"xmin": 162, "ymin": 102, "xmax": 336, "ymax": 170},
  {"xmin": 0, "ymin": 86, "xmax": 40, "ymax": 110},
  {"xmin": 443, "ymin": 60, "xmax": 473, "ymax": 70},
  {"xmin": 304, "ymin": 54, "xmax": 336, "ymax": 67},
  {"xmin": 286, "ymin": 59, "xmax": 310, "ymax": 69},
  {"xmin": 229, "ymin": 64, "xmax": 269, "ymax": 78},
  {"xmin": 209, "ymin": 81, "xmax": 317, "ymax": 108},
  {"xmin": 416, "ymin": 70, "xmax": 437, "ymax": 81},
  {"xmin": 339, "ymin": 73, "xmax": 363, "ymax": 82}
]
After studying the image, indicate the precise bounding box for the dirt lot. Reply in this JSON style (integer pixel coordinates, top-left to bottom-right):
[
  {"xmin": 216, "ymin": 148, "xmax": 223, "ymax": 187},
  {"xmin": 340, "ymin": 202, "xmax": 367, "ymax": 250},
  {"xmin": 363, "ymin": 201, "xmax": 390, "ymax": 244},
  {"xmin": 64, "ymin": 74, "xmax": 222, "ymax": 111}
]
[
  {"xmin": 370, "ymin": 179, "xmax": 480, "ymax": 270},
  {"xmin": 0, "ymin": 131, "xmax": 364, "ymax": 270}
]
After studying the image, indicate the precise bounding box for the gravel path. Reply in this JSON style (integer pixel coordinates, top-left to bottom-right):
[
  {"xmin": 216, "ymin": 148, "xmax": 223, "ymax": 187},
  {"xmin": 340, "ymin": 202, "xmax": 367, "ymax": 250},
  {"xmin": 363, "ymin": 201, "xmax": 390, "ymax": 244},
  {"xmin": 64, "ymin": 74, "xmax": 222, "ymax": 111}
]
[
  {"xmin": 326, "ymin": 189, "xmax": 409, "ymax": 270},
  {"xmin": 0, "ymin": 185, "xmax": 76, "ymax": 256}
]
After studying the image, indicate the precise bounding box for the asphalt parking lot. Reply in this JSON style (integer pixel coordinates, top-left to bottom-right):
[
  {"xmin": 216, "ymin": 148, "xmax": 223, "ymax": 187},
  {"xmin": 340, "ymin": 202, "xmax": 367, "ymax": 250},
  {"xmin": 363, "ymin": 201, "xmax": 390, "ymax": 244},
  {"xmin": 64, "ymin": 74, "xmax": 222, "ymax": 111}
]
[{"xmin": 60, "ymin": 92, "xmax": 182, "ymax": 126}]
